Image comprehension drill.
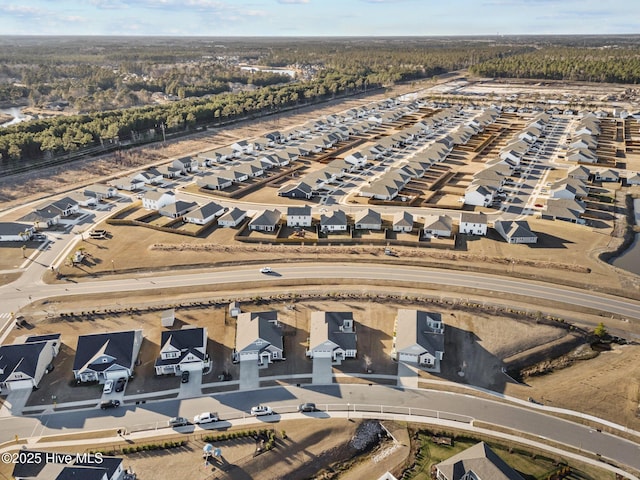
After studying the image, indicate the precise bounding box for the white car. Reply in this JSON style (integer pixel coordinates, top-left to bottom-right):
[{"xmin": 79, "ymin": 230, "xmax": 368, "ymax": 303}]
[
  {"xmin": 250, "ymin": 405, "xmax": 273, "ymax": 416},
  {"xmin": 259, "ymin": 267, "xmax": 272, "ymax": 274},
  {"xmin": 193, "ymin": 412, "xmax": 219, "ymax": 424},
  {"xmin": 103, "ymin": 379, "xmax": 114, "ymax": 394}
]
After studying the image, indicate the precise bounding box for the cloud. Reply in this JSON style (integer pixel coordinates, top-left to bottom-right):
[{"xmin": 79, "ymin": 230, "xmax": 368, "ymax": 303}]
[
  {"xmin": 0, "ymin": 4, "xmax": 44, "ymax": 16},
  {"xmin": 91, "ymin": 0, "xmax": 129, "ymax": 9},
  {"xmin": 277, "ymin": 0, "xmax": 310, "ymax": 4}
]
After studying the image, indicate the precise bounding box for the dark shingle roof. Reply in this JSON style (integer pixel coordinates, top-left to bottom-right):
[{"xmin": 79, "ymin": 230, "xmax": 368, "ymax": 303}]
[
  {"xmin": 236, "ymin": 311, "xmax": 283, "ymax": 354},
  {"xmin": 0, "ymin": 342, "xmax": 47, "ymax": 382},
  {"xmin": 309, "ymin": 312, "xmax": 357, "ymax": 352},
  {"xmin": 436, "ymin": 442, "xmax": 525, "ymax": 480},
  {"xmin": 73, "ymin": 330, "xmax": 139, "ymax": 373}
]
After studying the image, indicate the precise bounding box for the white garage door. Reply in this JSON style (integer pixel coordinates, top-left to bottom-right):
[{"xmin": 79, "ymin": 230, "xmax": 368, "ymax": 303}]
[{"xmin": 7, "ymin": 379, "xmax": 33, "ymax": 391}]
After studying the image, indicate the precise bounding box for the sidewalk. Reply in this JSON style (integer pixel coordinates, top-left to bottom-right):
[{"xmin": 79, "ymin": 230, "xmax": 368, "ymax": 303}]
[{"xmin": 1, "ymin": 411, "xmax": 636, "ymax": 480}]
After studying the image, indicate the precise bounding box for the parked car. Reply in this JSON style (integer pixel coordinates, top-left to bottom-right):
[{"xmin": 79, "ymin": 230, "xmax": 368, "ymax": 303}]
[
  {"xmin": 193, "ymin": 412, "xmax": 219, "ymax": 424},
  {"xmin": 100, "ymin": 400, "xmax": 120, "ymax": 409},
  {"xmin": 114, "ymin": 377, "xmax": 126, "ymax": 393},
  {"xmin": 250, "ymin": 405, "xmax": 273, "ymax": 416},
  {"xmin": 168, "ymin": 416, "xmax": 190, "ymax": 427},
  {"xmin": 298, "ymin": 402, "xmax": 317, "ymax": 413},
  {"xmin": 181, "ymin": 370, "xmax": 190, "ymax": 383},
  {"xmin": 260, "ymin": 266, "xmax": 272, "ymax": 274},
  {"xmin": 103, "ymin": 379, "xmax": 114, "ymax": 394}
]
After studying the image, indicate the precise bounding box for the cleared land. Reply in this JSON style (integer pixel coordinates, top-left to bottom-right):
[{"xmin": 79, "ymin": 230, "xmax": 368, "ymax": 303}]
[{"xmin": 49, "ymin": 213, "xmax": 639, "ymax": 302}]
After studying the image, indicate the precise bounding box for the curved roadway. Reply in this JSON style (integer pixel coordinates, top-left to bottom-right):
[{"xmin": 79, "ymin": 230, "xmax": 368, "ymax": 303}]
[
  {"xmin": 3, "ymin": 263, "xmax": 640, "ymax": 321},
  {"xmin": 2, "ymin": 385, "xmax": 639, "ymax": 473}
]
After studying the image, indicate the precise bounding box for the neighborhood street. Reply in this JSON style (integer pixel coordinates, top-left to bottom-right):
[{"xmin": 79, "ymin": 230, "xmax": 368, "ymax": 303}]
[{"xmin": 1, "ymin": 384, "xmax": 639, "ymax": 472}]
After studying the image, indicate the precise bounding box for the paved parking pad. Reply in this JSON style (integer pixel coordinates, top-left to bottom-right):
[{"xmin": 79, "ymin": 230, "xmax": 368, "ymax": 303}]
[
  {"xmin": 178, "ymin": 372, "xmax": 202, "ymax": 399},
  {"xmin": 239, "ymin": 360, "xmax": 259, "ymax": 390},
  {"xmin": 312, "ymin": 356, "xmax": 333, "ymax": 384},
  {"xmin": 0, "ymin": 388, "xmax": 32, "ymax": 417},
  {"xmin": 397, "ymin": 362, "xmax": 419, "ymax": 389}
]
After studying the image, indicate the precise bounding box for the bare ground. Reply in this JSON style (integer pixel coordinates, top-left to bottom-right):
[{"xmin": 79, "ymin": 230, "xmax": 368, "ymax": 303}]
[{"xmin": 506, "ymin": 343, "xmax": 640, "ymax": 431}]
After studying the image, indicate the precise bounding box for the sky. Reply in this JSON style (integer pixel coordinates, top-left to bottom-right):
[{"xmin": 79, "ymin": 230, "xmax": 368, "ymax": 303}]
[{"xmin": 0, "ymin": 0, "xmax": 637, "ymax": 37}]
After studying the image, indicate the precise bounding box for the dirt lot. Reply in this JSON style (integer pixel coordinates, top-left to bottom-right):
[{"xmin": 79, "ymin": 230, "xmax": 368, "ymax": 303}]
[
  {"xmin": 0, "ymin": 241, "xmax": 44, "ymax": 270},
  {"xmin": 506, "ymin": 343, "xmax": 640, "ymax": 431}
]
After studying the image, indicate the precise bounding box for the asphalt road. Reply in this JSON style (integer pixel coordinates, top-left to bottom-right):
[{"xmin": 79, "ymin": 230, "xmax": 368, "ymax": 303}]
[
  {"xmin": 2, "ymin": 385, "xmax": 639, "ymax": 472},
  {"xmin": 3, "ymin": 263, "xmax": 639, "ymax": 321}
]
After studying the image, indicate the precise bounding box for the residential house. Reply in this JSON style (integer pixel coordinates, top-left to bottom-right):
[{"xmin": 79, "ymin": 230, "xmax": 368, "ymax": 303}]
[
  {"xmin": 21, "ymin": 197, "xmax": 81, "ymax": 227},
  {"xmin": 226, "ymin": 168, "xmax": 249, "ymax": 183},
  {"xmin": 72, "ymin": 330, "xmax": 143, "ymax": 383},
  {"xmin": 566, "ymin": 147, "xmax": 598, "ymax": 164},
  {"xmin": 159, "ymin": 200, "xmax": 197, "ymax": 218},
  {"xmin": 344, "ymin": 150, "xmax": 368, "ymax": 168},
  {"xmin": 264, "ymin": 130, "xmax": 283, "ymax": 145},
  {"xmin": 234, "ymin": 311, "xmax": 284, "ymax": 367},
  {"xmin": 626, "ymin": 172, "xmax": 640, "ymax": 186},
  {"xmin": 0, "ymin": 334, "xmax": 60, "ymax": 393},
  {"xmin": 355, "ymin": 209, "xmax": 382, "ymax": 230},
  {"xmin": 154, "ymin": 327, "xmax": 210, "ymax": 376},
  {"xmin": 84, "ymin": 184, "xmax": 117, "ymax": 200},
  {"xmin": 184, "ymin": 202, "xmax": 225, "ymax": 225},
  {"xmin": 137, "ymin": 169, "xmax": 164, "ymax": 185},
  {"xmin": 391, "ymin": 309, "xmax": 444, "ymax": 372},
  {"xmin": 142, "ymin": 190, "xmax": 175, "ymax": 210},
  {"xmin": 156, "ymin": 164, "xmax": 183, "ymax": 179},
  {"xmin": 543, "ymin": 199, "xmax": 586, "ymax": 224},
  {"xmin": 320, "ymin": 209, "xmax": 348, "ymax": 232},
  {"xmin": 198, "ymin": 146, "xmax": 238, "ymax": 165},
  {"xmin": 567, "ymin": 165, "xmax": 591, "ymax": 181},
  {"xmin": 550, "ymin": 178, "xmax": 588, "ymax": 200},
  {"xmin": 249, "ymin": 209, "xmax": 281, "ymax": 232},
  {"xmin": 464, "ymin": 183, "xmax": 495, "ymax": 207},
  {"xmin": 423, "ymin": 215, "xmax": 453, "ymax": 238},
  {"xmin": 110, "ymin": 174, "xmax": 145, "ymax": 191},
  {"xmin": 0, "ymin": 222, "xmax": 35, "ymax": 242},
  {"xmin": 12, "ymin": 450, "xmax": 125, "ymax": 480},
  {"xmin": 234, "ymin": 162, "xmax": 264, "ymax": 179},
  {"xmin": 287, "ymin": 205, "xmax": 312, "ymax": 227},
  {"xmin": 66, "ymin": 191, "xmax": 97, "ymax": 209},
  {"xmin": 392, "ymin": 211, "xmax": 414, "ymax": 232},
  {"xmin": 196, "ymin": 174, "xmax": 234, "ymax": 191},
  {"xmin": 435, "ymin": 442, "xmax": 525, "ymax": 480},
  {"xmin": 217, "ymin": 207, "xmax": 247, "ymax": 227},
  {"xmin": 306, "ymin": 312, "xmax": 357, "ymax": 364},
  {"xmin": 231, "ymin": 139, "xmax": 253, "ymax": 154},
  {"xmin": 278, "ymin": 181, "xmax": 313, "ymax": 199},
  {"xmin": 570, "ymin": 133, "xmax": 597, "ymax": 151},
  {"xmin": 494, "ymin": 220, "xmax": 538, "ymax": 244},
  {"xmin": 595, "ymin": 169, "xmax": 620, "ymax": 182},
  {"xmin": 459, "ymin": 212, "xmax": 488, "ymax": 236}
]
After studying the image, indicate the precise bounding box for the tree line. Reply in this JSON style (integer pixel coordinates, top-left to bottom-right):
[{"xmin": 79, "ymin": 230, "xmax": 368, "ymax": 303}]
[{"xmin": 471, "ymin": 46, "xmax": 640, "ymax": 84}]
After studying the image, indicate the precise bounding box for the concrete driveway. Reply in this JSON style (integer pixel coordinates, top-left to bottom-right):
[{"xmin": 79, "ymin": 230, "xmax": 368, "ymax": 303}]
[
  {"xmin": 239, "ymin": 360, "xmax": 259, "ymax": 390},
  {"xmin": 312, "ymin": 357, "xmax": 333, "ymax": 384},
  {"xmin": 178, "ymin": 372, "xmax": 202, "ymax": 399},
  {"xmin": 0, "ymin": 387, "xmax": 32, "ymax": 417},
  {"xmin": 397, "ymin": 362, "xmax": 418, "ymax": 388}
]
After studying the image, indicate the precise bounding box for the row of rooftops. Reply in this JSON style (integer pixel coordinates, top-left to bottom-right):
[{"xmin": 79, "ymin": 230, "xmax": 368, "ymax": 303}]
[{"xmin": 565, "ymin": 112, "xmax": 601, "ymax": 164}]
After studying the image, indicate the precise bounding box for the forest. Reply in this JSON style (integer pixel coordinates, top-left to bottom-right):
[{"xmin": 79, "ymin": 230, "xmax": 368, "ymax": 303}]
[
  {"xmin": 471, "ymin": 46, "xmax": 640, "ymax": 83},
  {"xmin": 0, "ymin": 35, "xmax": 639, "ymax": 168}
]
